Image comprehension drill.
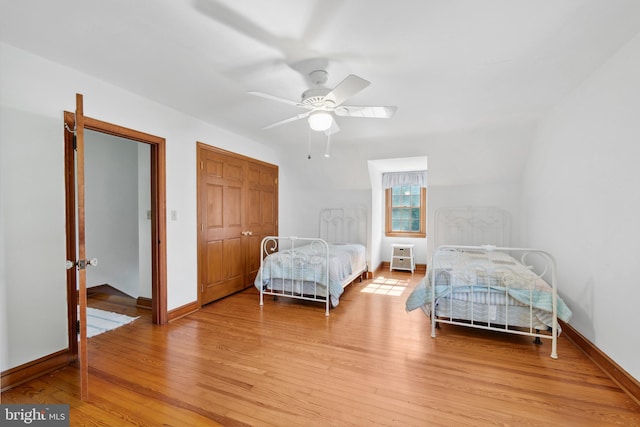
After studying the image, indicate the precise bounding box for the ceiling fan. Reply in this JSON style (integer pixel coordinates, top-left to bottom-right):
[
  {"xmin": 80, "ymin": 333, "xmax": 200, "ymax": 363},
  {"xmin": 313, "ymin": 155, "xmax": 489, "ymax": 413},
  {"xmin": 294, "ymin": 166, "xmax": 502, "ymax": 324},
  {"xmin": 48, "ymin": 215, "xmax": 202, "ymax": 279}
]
[{"xmin": 249, "ymin": 69, "xmax": 397, "ymax": 136}]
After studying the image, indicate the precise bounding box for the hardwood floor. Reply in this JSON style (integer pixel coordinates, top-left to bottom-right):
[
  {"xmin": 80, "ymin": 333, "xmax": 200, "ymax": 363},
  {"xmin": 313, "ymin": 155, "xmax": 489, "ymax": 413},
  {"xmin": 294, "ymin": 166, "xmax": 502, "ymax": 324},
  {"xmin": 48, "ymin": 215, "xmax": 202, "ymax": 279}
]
[{"xmin": 3, "ymin": 272, "xmax": 639, "ymax": 426}]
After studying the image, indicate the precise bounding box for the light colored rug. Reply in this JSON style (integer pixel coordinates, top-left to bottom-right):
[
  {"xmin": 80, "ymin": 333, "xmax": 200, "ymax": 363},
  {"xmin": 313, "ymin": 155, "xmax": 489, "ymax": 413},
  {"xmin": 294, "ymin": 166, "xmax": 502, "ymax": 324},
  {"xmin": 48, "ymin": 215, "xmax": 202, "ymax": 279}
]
[{"xmin": 86, "ymin": 307, "xmax": 139, "ymax": 338}]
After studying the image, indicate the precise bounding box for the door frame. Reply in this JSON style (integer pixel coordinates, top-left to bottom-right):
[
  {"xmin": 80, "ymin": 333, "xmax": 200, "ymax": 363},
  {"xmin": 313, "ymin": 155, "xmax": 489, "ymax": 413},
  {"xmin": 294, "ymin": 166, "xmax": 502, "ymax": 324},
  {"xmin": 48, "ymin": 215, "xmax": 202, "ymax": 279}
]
[{"xmin": 64, "ymin": 112, "xmax": 168, "ymax": 358}]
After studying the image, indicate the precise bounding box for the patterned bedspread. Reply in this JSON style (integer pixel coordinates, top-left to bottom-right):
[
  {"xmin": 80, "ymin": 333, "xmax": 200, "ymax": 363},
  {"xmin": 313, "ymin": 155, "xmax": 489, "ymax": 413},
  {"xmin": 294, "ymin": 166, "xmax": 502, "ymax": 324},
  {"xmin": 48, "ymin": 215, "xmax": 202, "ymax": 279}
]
[
  {"xmin": 406, "ymin": 249, "xmax": 572, "ymax": 322},
  {"xmin": 254, "ymin": 242, "xmax": 366, "ymax": 307}
]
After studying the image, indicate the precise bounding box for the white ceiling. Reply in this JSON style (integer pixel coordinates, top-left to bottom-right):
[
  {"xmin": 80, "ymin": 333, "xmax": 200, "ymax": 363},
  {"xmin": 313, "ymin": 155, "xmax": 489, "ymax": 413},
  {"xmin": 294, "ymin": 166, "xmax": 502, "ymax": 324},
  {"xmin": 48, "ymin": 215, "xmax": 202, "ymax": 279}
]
[{"xmin": 2, "ymin": 0, "xmax": 640, "ymax": 146}]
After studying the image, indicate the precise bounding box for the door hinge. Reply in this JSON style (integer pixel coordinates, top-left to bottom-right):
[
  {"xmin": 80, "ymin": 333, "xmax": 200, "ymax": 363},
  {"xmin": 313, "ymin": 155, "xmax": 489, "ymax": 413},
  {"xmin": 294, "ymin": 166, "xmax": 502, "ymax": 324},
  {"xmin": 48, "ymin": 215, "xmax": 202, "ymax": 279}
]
[{"xmin": 64, "ymin": 123, "xmax": 77, "ymax": 150}]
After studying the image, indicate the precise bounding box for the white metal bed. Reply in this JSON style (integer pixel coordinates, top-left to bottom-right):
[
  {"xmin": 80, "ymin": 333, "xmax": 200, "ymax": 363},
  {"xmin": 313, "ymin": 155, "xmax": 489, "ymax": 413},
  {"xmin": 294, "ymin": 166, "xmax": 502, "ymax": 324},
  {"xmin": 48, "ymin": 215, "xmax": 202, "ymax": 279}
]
[
  {"xmin": 255, "ymin": 207, "xmax": 368, "ymax": 316},
  {"xmin": 405, "ymin": 207, "xmax": 572, "ymax": 358}
]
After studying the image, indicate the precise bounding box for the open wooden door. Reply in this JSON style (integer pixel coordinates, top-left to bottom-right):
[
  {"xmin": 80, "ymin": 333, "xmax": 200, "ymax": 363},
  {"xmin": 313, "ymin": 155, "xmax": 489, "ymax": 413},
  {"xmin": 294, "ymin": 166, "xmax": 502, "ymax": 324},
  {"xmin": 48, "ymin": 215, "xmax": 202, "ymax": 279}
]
[
  {"xmin": 64, "ymin": 95, "xmax": 171, "ymax": 402},
  {"xmin": 71, "ymin": 93, "xmax": 89, "ymax": 401},
  {"xmin": 64, "ymin": 94, "xmax": 169, "ymax": 401}
]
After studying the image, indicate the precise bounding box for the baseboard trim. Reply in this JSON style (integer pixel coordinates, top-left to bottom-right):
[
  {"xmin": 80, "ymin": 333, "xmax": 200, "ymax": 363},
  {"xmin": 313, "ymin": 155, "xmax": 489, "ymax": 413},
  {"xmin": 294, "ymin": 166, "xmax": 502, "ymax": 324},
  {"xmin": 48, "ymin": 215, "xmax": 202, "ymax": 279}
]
[
  {"xmin": 378, "ymin": 261, "xmax": 427, "ymax": 274},
  {"xmin": 136, "ymin": 296, "xmax": 153, "ymax": 310},
  {"xmin": 168, "ymin": 301, "xmax": 199, "ymax": 322},
  {"xmin": 87, "ymin": 283, "xmax": 133, "ymax": 298},
  {"xmin": 561, "ymin": 321, "xmax": 640, "ymax": 404},
  {"xmin": 1, "ymin": 349, "xmax": 73, "ymax": 392}
]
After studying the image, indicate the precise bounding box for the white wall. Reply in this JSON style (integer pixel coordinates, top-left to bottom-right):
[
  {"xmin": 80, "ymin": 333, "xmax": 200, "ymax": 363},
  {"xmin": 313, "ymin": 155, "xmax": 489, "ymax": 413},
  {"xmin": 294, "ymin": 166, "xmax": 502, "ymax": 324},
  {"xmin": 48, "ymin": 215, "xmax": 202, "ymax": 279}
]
[
  {"xmin": 0, "ymin": 43, "xmax": 278, "ymax": 371},
  {"xmin": 277, "ymin": 141, "xmax": 372, "ymax": 254},
  {"xmin": 138, "ymin": 144, "xmax": 152, "ymax": 299},
  {"xmin": 278, "ymin": 124, "xmax": 534, "ymax": 269},
  {"xmin": 0, "ymin": 153, "xmax": 8, "ymax": 370},
  {"xmin": 368, "ymin": 164, "xmax": 384, "ymax": 271},
  {"xmin": 0, "ymin": 105, "xmax": 69, "ymax": 370},
  {"xmin": 522, "ymin": 33, "xmax": 640, "ymax": 380}
]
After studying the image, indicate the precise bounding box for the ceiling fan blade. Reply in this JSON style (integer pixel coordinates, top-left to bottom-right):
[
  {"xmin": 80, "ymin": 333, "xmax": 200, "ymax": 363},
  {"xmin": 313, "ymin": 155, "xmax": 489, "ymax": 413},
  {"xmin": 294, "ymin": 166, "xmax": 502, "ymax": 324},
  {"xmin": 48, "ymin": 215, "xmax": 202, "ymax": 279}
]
[
  {"xmin": 248, "ymin": 91, "xmax": 306, "ymax": 108},
  {"xmin": 324, "ymin": 118, "xmax": 340, "ymax": 136},
  {"xmin": 335, "ymin": 105, "xmax": 398, "ymax": 118},
  {"xmin": 262, "ymin": 112, "xmax": 310, "ymax": 130},
  {"xmin": 194, "ymin": 0, "xmax": 314, "ymax": 65},
  {"xmin": 195, "ymin": 0, "xmax": 281, "ymax": 54},
  {"xmin": 323, "ymin": 74, "xmax": 370, "ymax": 107}
]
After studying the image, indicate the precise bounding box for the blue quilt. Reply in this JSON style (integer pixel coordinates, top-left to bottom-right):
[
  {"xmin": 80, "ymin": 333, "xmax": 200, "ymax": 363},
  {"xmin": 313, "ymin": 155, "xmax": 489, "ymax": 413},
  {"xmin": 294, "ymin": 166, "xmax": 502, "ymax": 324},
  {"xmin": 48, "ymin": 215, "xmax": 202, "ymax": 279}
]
[{"xmin": 254, "ymin": 242, "xmax": 366, "ymax": 307}]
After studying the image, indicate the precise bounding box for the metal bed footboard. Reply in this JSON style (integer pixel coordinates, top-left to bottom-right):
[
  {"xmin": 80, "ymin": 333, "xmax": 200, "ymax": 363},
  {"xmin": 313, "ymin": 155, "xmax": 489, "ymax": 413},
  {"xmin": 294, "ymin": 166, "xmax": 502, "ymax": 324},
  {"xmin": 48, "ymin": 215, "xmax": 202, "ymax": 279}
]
[
  {"xmin": 258, "ymin": 236, "xmax": 331, "ymax": 316},
  {"xmin": 430, "ymin": 245, "xmax": 560, "ymax": 359}
]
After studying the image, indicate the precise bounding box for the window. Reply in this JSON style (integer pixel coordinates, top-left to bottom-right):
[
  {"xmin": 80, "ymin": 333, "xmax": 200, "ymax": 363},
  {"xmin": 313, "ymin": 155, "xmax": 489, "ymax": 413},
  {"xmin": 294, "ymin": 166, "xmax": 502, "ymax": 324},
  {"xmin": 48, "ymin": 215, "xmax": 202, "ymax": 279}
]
[{"xmin": 385, "ymin": 185, "xmax": 426, "ymax": 237}]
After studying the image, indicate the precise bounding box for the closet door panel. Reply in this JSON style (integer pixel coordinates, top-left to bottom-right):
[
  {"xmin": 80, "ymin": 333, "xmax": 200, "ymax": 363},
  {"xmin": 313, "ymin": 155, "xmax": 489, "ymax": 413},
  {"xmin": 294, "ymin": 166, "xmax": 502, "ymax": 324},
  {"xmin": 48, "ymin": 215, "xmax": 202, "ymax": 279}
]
[
  {"xmin": 200, "ymin": 148, "xmax": 246, "ymax": 305},
  {"xmin": 245, "ymin": 162, "xmax": 278, "ymax": 284},
  {"xmin": 205, "ymin": 241, "xmax": 223, "ymax": 284}
]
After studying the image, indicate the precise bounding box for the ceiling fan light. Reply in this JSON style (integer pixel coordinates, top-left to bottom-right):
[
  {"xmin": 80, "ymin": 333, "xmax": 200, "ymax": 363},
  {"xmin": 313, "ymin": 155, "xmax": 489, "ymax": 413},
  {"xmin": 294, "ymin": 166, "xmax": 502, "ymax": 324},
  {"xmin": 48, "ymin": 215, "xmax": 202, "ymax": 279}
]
[{"xmin": 308, "ymin": 111, "xmax": 333, "ymax": 131}]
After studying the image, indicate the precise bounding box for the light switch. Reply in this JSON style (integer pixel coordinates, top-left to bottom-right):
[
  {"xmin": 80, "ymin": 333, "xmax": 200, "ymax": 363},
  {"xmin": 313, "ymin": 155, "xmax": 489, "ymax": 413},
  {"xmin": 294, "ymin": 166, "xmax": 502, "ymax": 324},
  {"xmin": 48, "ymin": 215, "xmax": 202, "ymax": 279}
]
[{"xmin": 171, "ymin": 210, "xmax": 177, "ymax": 221}]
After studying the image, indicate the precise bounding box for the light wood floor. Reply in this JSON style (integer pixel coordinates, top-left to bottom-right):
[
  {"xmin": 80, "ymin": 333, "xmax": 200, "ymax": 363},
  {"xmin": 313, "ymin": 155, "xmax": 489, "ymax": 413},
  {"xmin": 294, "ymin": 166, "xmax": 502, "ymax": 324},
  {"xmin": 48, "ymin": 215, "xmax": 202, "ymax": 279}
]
[{"xmin": 3, "ymin": 272, "xmax": 639, "ymax": 426}]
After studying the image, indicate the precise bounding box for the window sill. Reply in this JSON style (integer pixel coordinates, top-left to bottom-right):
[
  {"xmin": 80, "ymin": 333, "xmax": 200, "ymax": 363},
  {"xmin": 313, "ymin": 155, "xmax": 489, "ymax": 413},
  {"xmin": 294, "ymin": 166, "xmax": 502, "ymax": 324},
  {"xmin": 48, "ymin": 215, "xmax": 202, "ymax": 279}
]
[{"xmin": 385, "ymin": 232, "xmax": 426, "ymax": 238}]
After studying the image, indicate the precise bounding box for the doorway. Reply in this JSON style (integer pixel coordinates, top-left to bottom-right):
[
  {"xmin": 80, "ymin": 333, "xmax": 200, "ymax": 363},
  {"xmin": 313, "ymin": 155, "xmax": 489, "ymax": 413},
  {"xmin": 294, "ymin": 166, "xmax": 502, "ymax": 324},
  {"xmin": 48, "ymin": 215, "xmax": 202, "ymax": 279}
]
[
  {"xmin": 84, "ymin": 130, "xmax": 151, "ymax": 307},
  {"xmin": 64, "ymin": 112, "xmax": 168, "ymax": 359}
]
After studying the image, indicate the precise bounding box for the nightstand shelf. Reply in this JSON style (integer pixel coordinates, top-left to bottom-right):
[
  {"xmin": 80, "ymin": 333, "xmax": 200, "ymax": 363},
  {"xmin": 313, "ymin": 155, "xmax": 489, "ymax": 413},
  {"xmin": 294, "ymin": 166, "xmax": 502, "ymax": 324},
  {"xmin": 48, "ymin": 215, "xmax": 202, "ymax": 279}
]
[{"xmin": 390, "ymin": 244, "xmax": 415, "ymax": 273}]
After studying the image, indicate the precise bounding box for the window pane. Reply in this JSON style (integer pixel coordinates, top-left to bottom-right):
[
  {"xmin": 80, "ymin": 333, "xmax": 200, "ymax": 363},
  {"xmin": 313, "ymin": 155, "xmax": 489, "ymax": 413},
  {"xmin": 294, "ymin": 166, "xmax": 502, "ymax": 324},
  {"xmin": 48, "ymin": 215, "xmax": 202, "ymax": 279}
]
[
  {"xmin": 392, "ymin": 208, "xmax": 407, "ymax": 219},
  {"xmin": 387, "ymin": 186, "xmax": 425, "ymax": 235}
]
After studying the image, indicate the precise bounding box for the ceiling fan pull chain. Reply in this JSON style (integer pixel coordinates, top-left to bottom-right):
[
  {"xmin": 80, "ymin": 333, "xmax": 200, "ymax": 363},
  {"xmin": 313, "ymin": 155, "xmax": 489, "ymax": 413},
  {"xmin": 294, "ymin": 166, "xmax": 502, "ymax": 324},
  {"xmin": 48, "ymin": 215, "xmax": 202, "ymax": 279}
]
[{"xmin": 307, "ymin": 127, "xmax": 312, "ymax": 159}]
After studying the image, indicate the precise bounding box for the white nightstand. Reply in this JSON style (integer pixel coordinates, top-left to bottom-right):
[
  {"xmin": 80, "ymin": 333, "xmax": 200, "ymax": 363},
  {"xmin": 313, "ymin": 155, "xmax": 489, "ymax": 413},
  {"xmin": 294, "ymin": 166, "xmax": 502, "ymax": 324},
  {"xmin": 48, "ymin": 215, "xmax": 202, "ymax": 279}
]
[{"xmin": 390, "ymin": 244, "xmax": 415, "ymax": 273}]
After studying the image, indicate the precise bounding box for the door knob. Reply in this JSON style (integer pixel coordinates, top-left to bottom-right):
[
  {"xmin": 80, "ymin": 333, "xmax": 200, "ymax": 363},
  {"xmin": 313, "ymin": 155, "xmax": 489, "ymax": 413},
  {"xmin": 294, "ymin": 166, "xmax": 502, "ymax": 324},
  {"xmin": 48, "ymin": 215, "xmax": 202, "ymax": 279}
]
[{"xmin": 70, "ymin": 258, "xmax": 99, "ymax": 270}]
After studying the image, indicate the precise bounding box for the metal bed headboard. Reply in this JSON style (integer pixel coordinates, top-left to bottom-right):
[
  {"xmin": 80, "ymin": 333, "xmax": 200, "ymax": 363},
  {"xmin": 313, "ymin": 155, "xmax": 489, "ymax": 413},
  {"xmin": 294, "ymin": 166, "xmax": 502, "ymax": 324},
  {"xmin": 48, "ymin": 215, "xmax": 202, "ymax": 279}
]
[
  {"xmin": 319, "ymin": 207, "xmax": 367, "ymax": 245},
  {"xmin": 434, "ymin": 206, "xmax": 511, "ymax": 248}
]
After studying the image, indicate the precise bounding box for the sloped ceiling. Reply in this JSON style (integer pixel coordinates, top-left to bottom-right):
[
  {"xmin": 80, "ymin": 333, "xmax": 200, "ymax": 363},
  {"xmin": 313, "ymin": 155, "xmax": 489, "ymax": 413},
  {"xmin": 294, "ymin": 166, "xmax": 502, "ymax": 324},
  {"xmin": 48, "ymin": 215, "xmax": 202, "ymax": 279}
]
[{"xmin": 2, "ymin": 0, "xmax": 640, "ymax": 146}]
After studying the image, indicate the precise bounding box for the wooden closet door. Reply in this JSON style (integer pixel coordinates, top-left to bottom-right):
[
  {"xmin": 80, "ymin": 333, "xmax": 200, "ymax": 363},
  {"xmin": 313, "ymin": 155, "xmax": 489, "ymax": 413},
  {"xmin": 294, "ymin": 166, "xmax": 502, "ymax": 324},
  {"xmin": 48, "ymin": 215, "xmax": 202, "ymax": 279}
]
[
  {"xmin": 199, "ymin": 149, "xmax": 246, "ymax": 305},
  {"xmin": 198, "ymin": 144, "xmax": 278, "ymax": 305},
  {"xmin": 245, "ymin": 161, "xmax": 278, "ymax": 284}
]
